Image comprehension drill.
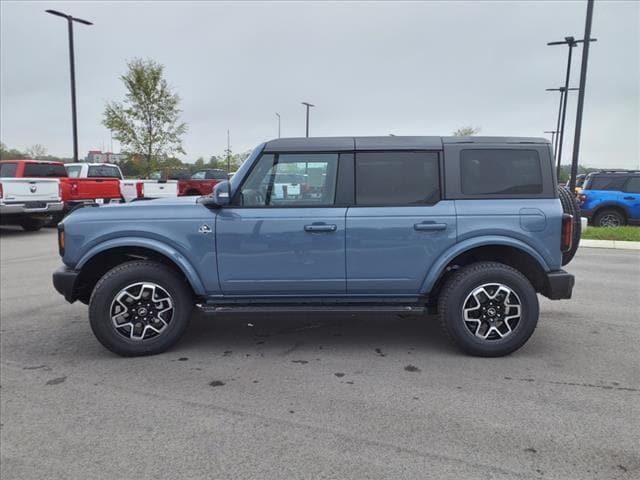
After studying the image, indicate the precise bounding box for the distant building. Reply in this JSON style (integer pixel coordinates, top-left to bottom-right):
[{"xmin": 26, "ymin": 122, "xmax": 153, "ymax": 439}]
[{"xmin": 85, "ymin": 150, "xmax": 127, "ymax": 164}]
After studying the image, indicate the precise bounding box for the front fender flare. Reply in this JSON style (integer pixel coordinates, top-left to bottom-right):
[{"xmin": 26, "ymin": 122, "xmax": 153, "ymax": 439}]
[
  {"xmin": 76, "ymin": 236, "xmax": 206, "ymax": 296},
  {"xmin": 420, "ymin": 236, "xmax": 551, "ymax": 295}
]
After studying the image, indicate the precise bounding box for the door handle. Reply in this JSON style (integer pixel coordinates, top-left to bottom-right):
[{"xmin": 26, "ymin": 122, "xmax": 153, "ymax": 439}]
[
  {"xmin": 623, "ymin": 196, "xmax": 636, "ymax": 200},
  {"xmin": 414, "ymin": 222, "xmax": 447, "ymax": 232},
  {"xmin": 304, "ymin": 223, "xmax": 337, "ymax": 233}
]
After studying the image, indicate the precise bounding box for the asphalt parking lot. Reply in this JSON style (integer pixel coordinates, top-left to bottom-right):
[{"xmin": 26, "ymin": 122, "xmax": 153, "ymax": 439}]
[{"xmin": 1, "ymin": 227, "xmax": 638, "ymax": 480}]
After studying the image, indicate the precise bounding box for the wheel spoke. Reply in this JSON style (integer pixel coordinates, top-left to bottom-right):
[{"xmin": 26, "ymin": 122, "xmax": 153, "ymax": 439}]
[
  {"xmin": 462, "ymin": 282, "xmax": 522, "ymax": 342},
  {"xmin": 110, "ymin": 282, "xmax": 174, "ymax": 341}
]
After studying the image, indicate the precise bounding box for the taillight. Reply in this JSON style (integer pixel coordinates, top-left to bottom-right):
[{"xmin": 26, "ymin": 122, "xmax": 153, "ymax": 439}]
[
  {"xmin": 561, "ymin": 214, "xmax": 573, "ymax": 253},
  {"xmin": 57, "ymin": 223, "xmax": 65, "ymax": 257},
  {"xmin": 136, "ymin": 182, "xmax": 144, "ymax": 198},
  {"xmin": 578, "ymin": 193, "xmax": 587, "ymax": 207},
  {"xmin": 71, "ymin": 181, "xmax": 78, "ymax": 195},
  {"xmin": 58, "ymin": 181, "xmax": 62, "ymax": 200},
  {"xmin": 0, "ymin": 182, "xmax": 3, "ymax": 199}
]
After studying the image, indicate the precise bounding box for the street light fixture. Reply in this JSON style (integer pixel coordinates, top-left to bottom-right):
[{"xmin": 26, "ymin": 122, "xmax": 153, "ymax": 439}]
[
  {"xmin": 45, "ymin": 9, "xmax": 93, "ymax": 163},
  {"xmin": 547, "ymin": 34, "xmax": 596, "ymax": 180},
  {"xmin": 275, "ymin": 112, "xmax": 281, "ymax": 138},
  {"xmin": 546, "ymin": 86, "xmax": 579, "ymax": 176},
  {"xmin": 301, "ymin": 102, "xmax": 314, "ymax": 138}
]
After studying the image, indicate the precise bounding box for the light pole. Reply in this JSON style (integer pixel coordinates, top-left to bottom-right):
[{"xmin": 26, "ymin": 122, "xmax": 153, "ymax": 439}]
[
  {"xmin": 301, "ymin": 102, "xmax": 314, "ymax": 137},
  {"xmin": 546, "ymin": 86, "xmax": 578, "ymax": 176},
  {"xmin": 275, "ymin": 112, "xmax": 281, "ymax": 138},
  {"xmin": 45, "ymin": 9, "xmax": 93, "ymax": 163},
  {"xmin": 569, "ymin": 0, "xmax": 596, "ymax": 192},
  {"xmin": 547, "ymin": 34, "xmax": 596, "ymax": 181},
  {"xmin": 544, "ymin": 130, "xmax": 558, "ymax": 148}
]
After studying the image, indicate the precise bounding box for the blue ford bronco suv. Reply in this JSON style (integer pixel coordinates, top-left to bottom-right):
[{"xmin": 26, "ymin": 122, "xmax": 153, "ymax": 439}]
[{"xmin": 53, "ymin": 136, "xmax": 578, "ymax": 357}]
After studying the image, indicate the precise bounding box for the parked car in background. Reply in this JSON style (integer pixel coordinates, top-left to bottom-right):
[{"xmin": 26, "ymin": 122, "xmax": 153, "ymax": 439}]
[
  {"xmin": 178, "ymin": 169, "xmax": 229, "ymax": 196},
  {"xmin": 0, "ymin": 160, "xmax": 63, "ymax": 230},
  {"xmin": 579, "ymin": 170, "xmax": 640, "ymax": 226},
  {"xmin": 53, "ymin": 136, "xmax": 578, "ymax": 358},
  {"xmin": 0, "ymin": 159, "xmax": 121, "ymax": 225}
]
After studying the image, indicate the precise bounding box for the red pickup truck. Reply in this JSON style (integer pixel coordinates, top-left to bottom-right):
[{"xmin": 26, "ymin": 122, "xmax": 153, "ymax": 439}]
[
  {"xmin": 174, "ymin": 169, "xmax": 229, "ymax": 196},
  {"xmin": 0, "ymin": 160, "xmax": 121, "ymax": 216}
]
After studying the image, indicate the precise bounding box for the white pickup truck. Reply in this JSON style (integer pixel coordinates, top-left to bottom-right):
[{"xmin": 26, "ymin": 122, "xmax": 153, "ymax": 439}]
[
  {"xmin": 0, "ymin": 160, "xmax": 63, "ymax": 231},
  {"xmin": 65, "ymin": 163, "xmax": 178, "ymax": 202}
]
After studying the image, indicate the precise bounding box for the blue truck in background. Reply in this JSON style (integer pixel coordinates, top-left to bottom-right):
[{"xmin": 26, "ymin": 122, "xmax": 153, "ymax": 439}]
[
  {"xmin": 578, "ymin": 170, "xmax": 640, "ymax": 227},
  {"xmin": 53, "ymin": 136, "xmax": 579, "ymax": 358}
]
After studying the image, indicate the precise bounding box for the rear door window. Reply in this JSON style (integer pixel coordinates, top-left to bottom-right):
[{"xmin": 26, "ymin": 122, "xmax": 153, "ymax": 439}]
[
  {"xmin": 587, "ymin": 175, "xmax": 627, "ymax": 191},
  {"xmin": 460, "ymin": 149, "xmax": 542, "ymax": 195},
  {"xmin": 23, "ymin": 163, "xmax": 67, "ymax": 177},
  {"xmin": 0, "ymin": 163, "xmax": 18, "ymax": 177},
  {"xmin": 355, "ymin": 152, "xmax": 440, "ymax": 205}
]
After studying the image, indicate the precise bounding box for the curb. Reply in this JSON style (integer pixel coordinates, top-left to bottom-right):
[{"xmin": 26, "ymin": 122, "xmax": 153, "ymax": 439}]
[{"xmin": 580, "ymin": 239, "xmax": 640, "ymax": 250}]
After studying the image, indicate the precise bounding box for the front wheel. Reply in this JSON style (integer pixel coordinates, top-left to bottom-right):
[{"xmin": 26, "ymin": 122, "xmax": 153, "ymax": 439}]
[
  {"xmin": 89, "ymin": 261, "xmax": 193, "ymax": 356},
  {"xmin": 437, "ymin": 262, "xmax": 539, "ymax": 357}
]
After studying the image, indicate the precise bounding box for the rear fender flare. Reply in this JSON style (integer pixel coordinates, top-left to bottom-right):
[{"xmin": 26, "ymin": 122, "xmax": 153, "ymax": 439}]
[{"xmin": 420, "ymin": 236, "xmax": 550, "ymax": 294}]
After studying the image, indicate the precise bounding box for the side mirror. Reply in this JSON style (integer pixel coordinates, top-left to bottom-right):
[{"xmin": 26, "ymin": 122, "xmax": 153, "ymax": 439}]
[{"xmin": 201, "ymin": 180, "xmax": 231, "ymax": 208}]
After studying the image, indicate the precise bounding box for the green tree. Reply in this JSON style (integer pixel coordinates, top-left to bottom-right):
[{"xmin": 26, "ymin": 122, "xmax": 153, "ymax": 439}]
[
  {"xmin": 453, "ymin": 126, "xmax": 481, "ymax": 136},
  {"xmin": 103, "ymin": 58, "xmax": 187, "ymax": 175}
]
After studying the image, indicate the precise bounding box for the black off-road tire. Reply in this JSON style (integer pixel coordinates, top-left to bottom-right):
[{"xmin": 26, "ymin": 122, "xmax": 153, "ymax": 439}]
[
  {"xmin": 557, "ymin": 186, "xmax": 581, "ymax": 266},
  {"xmin": 437, "ymin": 262, "xmax": 539, "ymax": 357},
  {"xmin": 89, "ymin": 261, "xmax": 193, "ymax": 357},
  {"xmin": 593, "ymin": 208, "xmax": 625, "ymax": 228},
  {"xmin": 20, "ymin": 218, "xmax": 44, "ymax": 231}
]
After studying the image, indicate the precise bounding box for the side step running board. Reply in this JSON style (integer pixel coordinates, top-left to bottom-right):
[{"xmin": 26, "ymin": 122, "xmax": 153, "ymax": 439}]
[{"xmin": 198, "ymin": 304, "xmax": 426, "ymax": 314}]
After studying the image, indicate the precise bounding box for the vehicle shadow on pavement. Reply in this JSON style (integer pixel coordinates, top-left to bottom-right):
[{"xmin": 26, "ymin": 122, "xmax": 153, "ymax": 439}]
[
  {"xmin": 0, "ymin": 226, "xmax": 52, "ymax": 237},
  {"xmin": 178, "ymin": 312, "xmax": 454, "ymax": 356}
]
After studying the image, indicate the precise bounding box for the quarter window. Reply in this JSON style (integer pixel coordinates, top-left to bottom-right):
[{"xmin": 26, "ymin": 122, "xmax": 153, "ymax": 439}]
[
  {"xmin": 460, "ymin": 149, "xmax": 542, "ymax": 195},
  {"xmin": 624, "ymin": 177, "xmax": 640, "ymax": 194},
  {"xmin": 240, "ymin": 153, "xmax": 338, "ymax": 207},
  {"xmin": 355, "ymin": 152, "xmax": 440, "ymax": 205}
]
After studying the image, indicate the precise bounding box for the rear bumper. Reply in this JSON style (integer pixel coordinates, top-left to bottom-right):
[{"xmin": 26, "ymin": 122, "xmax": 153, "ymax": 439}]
[
  {"xmin": 52, "ymin": 266, "xmax": 79, "ymax": 303},
  {"xmin": 542, "ymin": 270, "xmax": 575, "ymax": 300},
  {"xmin": 0, "ymin": 201, "xmax": 64, "ymax": 215}
]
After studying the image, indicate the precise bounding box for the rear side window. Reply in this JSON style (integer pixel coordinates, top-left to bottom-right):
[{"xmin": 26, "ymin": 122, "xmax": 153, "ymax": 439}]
[
  {"xmin": 587, "ymin": 175, "xmax": 627, "ymax": 191},
  {"xmin": 624, "ymin": 177, "xmax": 640, "ymax": 193},
  {"xmin": 87, "ymin": 165, "xmax": 121, "ymax": 178},
  {"xmin": 355, "ymin": 152, "xmax": 440, "ymax": 205},
  {"xmin": 460, "ymin": 149, "xmax": 542, "ymax": 195},
  {"xmin": 23, "ymin": 163, "xmax": 67, "ymax": 177},
  {"xmin": 0, "ymin": 163, "xmax": 17, "ymax": 177}
]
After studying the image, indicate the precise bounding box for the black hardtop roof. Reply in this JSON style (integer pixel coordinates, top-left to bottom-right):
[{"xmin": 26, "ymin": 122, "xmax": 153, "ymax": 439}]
[{"xmin": 263, "ymin": 136, "xmax": 549, "ymax": 152}]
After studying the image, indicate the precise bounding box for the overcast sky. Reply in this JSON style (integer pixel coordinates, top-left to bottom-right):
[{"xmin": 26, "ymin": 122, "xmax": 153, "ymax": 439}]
[{"xmin": 1, "ymin": 1, "xmax": 638, "ymax": 168}]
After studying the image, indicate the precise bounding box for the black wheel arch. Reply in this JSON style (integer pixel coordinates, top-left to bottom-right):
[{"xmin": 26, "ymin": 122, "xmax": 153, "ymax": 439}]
[{"xmin": 73, "ymin": 247, "xmax": 198, "ymax": 304}]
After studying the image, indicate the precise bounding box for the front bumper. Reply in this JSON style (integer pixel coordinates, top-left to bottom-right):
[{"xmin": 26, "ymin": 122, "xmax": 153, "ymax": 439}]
[
  {"xmin": 0, "ymin": 201, "xmax": 64, "ymax": 215},
  {"xmin": 542, "ymin": 270, "xmax": 575, "ymax": 300},
  {"xmin": 53, "ymin": 266, "xmax": 80, "ymax": 303}
]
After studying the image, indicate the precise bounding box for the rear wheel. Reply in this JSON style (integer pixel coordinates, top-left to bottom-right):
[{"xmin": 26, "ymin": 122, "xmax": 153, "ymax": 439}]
[
  {"xmin": 438, "ymin": 262, "xmax": 539, "ymax": 357},
  {"xmin": 89, "ymin": 261, "xmax": 193, "ymax": 356},
  {"xmin": 594, "ymin": 208, "xmax": 625, "ymax": 227},
  {"xmin": 20, "ymin": 218, "xmax": 44, "ymax": 231}
]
